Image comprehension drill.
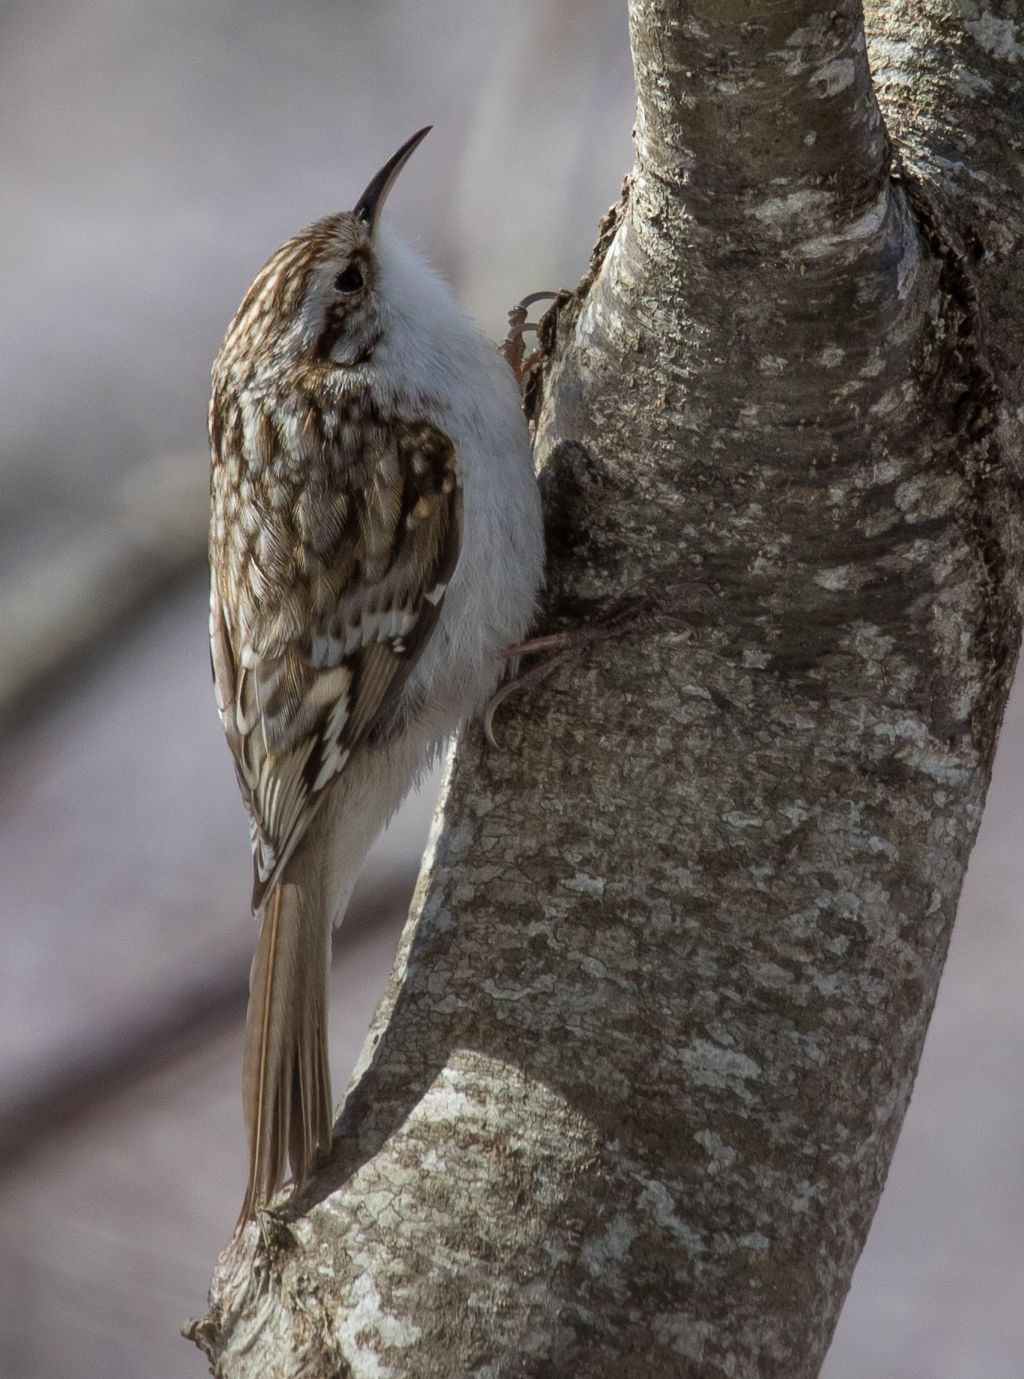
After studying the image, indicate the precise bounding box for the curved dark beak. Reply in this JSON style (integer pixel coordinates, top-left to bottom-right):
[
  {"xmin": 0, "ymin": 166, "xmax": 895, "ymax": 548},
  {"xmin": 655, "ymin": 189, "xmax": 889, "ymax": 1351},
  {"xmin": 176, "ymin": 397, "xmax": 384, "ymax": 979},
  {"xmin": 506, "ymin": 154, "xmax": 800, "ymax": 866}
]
[{"xmin": 353, "ymin": 126, "xmax": 432, "ymax": 230}]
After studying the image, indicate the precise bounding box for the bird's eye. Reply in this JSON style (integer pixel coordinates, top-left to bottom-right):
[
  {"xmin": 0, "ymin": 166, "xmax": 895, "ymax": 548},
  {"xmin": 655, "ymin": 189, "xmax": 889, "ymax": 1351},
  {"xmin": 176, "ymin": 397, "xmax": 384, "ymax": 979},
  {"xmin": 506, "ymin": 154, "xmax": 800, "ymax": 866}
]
[{"xmin": 335, "ymin": 264, "xmax": 364, "ymax": 295}]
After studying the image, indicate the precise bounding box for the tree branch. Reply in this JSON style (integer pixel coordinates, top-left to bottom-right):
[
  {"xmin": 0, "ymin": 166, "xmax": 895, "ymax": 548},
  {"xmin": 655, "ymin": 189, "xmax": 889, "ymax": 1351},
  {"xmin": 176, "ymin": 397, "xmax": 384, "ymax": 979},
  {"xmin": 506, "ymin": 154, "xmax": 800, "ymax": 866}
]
[
  {"xmin": 863, "ymin": 0, "xmax": 1024, "ymax": 532},
  {"xmin": 864, "ymin": 0, "xmax": 1024, "ymax": 247},
  {"xmin": 631, "ymin": 0, "xmax": 889, "ymax": 227},
  {"xmin": 191, "ymin": 3, "xmax": 1024, "ymax": 1375}
]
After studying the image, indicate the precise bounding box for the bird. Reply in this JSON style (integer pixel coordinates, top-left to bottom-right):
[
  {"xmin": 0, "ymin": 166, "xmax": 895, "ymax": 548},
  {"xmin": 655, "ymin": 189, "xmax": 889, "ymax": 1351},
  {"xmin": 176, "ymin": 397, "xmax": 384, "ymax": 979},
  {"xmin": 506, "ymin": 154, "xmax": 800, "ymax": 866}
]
[{"xmin": 208, "ymin": 127, "xmax": 545, "ymax": 1224}]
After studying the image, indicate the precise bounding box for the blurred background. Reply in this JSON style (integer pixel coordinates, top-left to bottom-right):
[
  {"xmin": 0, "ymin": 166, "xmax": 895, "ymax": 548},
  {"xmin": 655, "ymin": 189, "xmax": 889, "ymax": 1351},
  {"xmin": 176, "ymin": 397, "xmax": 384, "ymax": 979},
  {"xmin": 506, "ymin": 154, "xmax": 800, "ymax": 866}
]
[{"xmin": 0, "ymin": 3, "xmax": 1020, "ymax": 1376}]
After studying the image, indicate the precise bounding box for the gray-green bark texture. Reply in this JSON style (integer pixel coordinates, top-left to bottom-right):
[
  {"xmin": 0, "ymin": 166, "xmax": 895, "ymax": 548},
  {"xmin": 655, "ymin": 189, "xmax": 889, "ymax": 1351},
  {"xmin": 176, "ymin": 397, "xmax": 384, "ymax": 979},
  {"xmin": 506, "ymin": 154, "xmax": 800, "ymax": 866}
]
[{"xmin": 190, "ymin": 2, "xmax": 1024, "ymax": 1375}]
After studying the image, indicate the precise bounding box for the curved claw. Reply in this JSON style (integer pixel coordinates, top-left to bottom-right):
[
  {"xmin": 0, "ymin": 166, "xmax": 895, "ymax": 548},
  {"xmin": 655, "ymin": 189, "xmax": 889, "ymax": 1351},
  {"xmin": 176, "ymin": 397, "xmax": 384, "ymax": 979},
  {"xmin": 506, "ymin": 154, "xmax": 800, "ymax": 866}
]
[
  {"xmin": 483, "ymin": 598, "xmax": 653, "ymax": 748},
  {"xmin": 501, "ymin": 291, "xmax": 561, "ymax": 388},
  {"xmin": 483, "ymin": 679, "xmax": 516, "ymax": 751},
  {"xmin": 516, "ymin": 290, "xmax": 560, "ymax": 310},
  {"xmin": 483, "ymin": 651, "xmax": 573, "ymax": 750}
]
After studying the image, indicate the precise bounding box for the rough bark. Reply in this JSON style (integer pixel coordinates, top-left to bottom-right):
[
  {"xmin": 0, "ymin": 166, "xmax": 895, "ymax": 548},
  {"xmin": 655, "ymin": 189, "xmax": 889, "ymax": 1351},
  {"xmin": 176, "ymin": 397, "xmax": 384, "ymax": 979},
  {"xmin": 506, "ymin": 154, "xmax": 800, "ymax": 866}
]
[{"xmin": 190, "ymin": 2, "xmax": 1024, "ymax": 1375}]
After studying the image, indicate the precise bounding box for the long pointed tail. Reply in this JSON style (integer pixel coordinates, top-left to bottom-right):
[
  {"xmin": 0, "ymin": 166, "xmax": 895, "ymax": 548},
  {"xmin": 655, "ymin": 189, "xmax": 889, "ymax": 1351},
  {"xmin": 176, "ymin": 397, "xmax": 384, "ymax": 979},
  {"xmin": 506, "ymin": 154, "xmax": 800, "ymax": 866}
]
[{"xmin": 239, "ymin": 872, "xmax": 332, "ymax": 1224}]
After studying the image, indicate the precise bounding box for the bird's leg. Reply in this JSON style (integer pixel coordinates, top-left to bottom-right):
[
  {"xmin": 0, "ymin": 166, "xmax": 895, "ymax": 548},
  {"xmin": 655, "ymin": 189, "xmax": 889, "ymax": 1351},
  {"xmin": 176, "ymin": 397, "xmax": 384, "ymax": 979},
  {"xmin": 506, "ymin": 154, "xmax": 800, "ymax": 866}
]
[
  {"xmin": 501, "ymin": 291, "xmax": 560, "ymax": 390},
  {"xmin": 484, "ymin": 599, "xmax": 652, "ymax": 747}
]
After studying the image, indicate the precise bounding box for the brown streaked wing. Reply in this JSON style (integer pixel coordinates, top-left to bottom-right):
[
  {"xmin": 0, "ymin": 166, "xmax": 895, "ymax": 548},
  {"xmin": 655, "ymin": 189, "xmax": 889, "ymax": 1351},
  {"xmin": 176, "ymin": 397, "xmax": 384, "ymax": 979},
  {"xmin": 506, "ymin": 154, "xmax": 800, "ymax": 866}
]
[{"xmin": 211, "ymin": 414, "xmax": 461, "ymax": 912}]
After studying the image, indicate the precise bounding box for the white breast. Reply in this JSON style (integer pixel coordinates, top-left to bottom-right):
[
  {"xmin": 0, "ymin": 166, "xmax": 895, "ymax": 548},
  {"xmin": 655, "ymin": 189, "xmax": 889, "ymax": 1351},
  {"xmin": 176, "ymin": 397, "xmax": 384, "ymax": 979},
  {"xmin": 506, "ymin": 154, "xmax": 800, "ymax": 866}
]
[{"xmin": 371, "ymin": 223, "xmax": 545, "ymax": 740}]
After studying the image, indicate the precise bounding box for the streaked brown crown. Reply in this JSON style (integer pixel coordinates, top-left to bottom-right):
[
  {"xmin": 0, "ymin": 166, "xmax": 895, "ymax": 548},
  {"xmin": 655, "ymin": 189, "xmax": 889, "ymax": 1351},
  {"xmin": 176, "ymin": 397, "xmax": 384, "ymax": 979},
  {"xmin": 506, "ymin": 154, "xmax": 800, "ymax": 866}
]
[{"xmin": 214, "ymin": 212, "xmax": 378, "ymax": 378}]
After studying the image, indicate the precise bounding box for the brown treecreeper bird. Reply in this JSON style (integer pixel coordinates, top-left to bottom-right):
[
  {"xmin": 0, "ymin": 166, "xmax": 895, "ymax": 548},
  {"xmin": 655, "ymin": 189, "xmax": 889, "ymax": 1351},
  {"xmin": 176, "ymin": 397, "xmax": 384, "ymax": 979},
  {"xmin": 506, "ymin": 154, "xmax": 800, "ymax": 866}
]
[{"xmin": 208, "ymin": 128, "xmax": 544, "ymax": 1224}]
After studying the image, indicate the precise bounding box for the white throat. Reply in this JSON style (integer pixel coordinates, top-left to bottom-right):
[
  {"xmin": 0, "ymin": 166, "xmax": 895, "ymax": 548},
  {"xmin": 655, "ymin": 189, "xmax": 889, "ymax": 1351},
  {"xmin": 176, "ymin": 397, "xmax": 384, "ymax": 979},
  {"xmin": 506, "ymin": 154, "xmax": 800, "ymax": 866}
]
[{"xmin": 368, "ymin": 222, "xmax": 497, "ymax": 417}]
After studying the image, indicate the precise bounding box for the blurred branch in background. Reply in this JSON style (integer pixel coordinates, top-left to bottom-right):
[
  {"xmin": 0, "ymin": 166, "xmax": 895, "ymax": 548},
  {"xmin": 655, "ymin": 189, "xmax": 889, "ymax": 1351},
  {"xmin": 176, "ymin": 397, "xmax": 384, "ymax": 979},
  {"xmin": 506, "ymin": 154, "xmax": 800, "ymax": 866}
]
[
  {"xmin": 0, "ymin": 452, "xmax": 207, "ymax": 729},
  {"xmin": 0, "ymin": 871, "xmax": 415, "ymax": 1175}
]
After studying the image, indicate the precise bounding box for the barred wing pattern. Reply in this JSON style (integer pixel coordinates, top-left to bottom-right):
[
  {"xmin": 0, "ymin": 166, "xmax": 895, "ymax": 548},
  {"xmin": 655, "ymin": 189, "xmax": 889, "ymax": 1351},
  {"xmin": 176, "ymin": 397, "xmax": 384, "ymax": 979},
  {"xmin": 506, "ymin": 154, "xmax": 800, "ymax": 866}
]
[{"xmin": 209, "ymin": 395, "xmax": 461, "ymax": 910}]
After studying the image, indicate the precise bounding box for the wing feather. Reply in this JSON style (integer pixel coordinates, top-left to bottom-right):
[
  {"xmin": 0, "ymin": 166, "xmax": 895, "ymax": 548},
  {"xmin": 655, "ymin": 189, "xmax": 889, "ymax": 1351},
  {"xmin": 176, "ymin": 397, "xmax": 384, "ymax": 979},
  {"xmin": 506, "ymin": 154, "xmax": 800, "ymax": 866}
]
[{"xmin": 210, "ymin": 404, "xmax": 461, "ymax": 910}]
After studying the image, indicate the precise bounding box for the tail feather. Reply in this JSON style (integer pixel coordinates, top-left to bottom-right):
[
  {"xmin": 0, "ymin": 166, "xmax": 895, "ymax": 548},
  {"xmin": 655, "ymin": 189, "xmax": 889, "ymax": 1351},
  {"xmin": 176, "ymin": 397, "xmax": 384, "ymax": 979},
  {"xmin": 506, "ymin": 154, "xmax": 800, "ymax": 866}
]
[
  {"xmin": 288, "ymin": 978, "xmax": 331, "ymax": 1186},
  {"xmin": 239, "ymin": 872, "xmax": 332, "ymax": 1224}
]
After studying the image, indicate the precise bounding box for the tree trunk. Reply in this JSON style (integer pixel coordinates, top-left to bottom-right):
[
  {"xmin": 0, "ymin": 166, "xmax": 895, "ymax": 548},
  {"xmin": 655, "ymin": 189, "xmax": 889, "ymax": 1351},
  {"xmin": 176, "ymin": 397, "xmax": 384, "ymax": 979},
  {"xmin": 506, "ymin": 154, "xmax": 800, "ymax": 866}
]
[{"xmin": 189, "ymin": 2, "xmax": 1024, "ymax": 1374}]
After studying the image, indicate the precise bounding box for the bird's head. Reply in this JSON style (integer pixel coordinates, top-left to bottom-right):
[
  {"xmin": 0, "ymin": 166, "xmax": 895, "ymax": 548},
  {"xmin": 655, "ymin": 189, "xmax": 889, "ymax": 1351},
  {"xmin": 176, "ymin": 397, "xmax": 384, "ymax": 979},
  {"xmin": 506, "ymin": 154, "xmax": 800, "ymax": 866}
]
[{"xmin": 217, "ymin": 127, "xmax": 431, "ymax": 381}]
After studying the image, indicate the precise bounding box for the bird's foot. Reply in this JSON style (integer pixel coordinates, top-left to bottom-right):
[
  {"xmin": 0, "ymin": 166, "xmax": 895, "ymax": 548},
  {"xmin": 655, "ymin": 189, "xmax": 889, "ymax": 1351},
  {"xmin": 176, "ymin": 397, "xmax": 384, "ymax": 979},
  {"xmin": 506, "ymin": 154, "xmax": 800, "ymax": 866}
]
[
  {"xmin": 484, "ymin": 599, "xmax": 652, "ymax": 748},
  {"xmin": 500, "ymin": 291, "xmax": 560, "ymax": 391}
]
